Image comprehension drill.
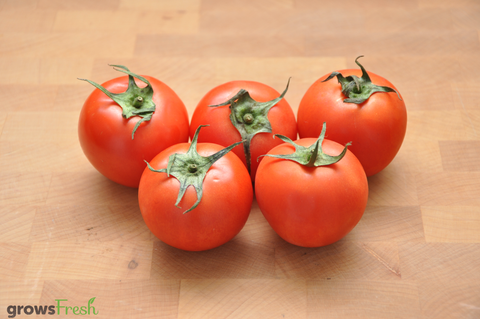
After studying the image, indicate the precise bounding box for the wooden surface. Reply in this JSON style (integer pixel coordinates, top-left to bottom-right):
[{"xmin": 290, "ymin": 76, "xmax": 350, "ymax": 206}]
[{"xmin": 1, "ymin": 0, "xmax": 480, "ymax": 318}]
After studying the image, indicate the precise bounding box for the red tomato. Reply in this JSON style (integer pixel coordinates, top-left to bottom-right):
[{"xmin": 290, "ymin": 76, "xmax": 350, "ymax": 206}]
[
  {"xmin": 78, "ymin": 71, "xmax": 189, "ymax": 188},
  {"xmin": 297, "ymin": 60, "xmax": 407, "ymax": 177},
  {"xmin": 138, "ymin": 142, "xmax": 253, "ymax": 251},
  {"xmin": 189, "ymin": 80, "xmax": 297, "ymax": 182},
  {"xmin": 255, "ymin": 138, "xmax": 368, "ymax": 247}
]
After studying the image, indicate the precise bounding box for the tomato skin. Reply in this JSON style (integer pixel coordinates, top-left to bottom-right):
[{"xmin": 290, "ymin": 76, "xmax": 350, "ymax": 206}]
[
  {"xmin": 78, "ymin": 75, "xmax": 189, "ymax": 188},
  {"xmin": 189, "ymin": 80, "xmax": 297, "ymax": 181},
  {"xmin": 255, "ymin": 138, "xmax": 368, "ymax": 247},
  {"xmin": 297, "ymin": 69, "xmax": 407, "ymax": 177},
  {"xmin": 138, "ymin": 142, "xmax": 253, "ymax": 251}
]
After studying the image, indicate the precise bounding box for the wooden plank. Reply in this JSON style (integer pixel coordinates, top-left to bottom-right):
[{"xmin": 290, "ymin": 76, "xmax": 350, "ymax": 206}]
[
  {"xmin": 0, "ymin": 33, "xmax": 136, "ymax": 58},
  {"xmin": 0, "ymin": 172, "xmax": 52, "ymax": 205},
  {"xmin": 305, "ymin": 31, "xmax": 480, "ymax": 57},
  {"xmin": 25, "ymin": 241, "xmax": 153, "ymax": 280},
  {"xmin": 0, "ymin": 243, "xmax": 31, "ymax": 280},
  {"xmin": 134, "ymin": 35, "xmax": 305, "ymax": 58},
  {"xmin": 178, "ymin": 279, "xmax": 307, "ymax": 319},
  {"xmin": 367, "ymin": 170, "xmax": 419, "ymax": 206},
  {"xmin": 399, "ymin": 242, "xmax": 480, "ymax": 282},
  {"xmin": 275, "ymin": 241, "xmax": 401, "ymax": 280},
  {"xmin": 120, "ymin": 0, "xmax": 201, "ymax": 11},
  {"xmin": 421, "ymin": 206, "xmax": 480, "ymax": 243},
  {"xmin": 0, "ymin": 9, "xmax": 56, "ymax": 32},
  {"xmin": 28, "ymin": 205, "xmax": 156, "ymax": 242},
  {"xmin": 0, "ymin": 206, "xmax": 37, "ymax": 242},
  {"xmin": 416, "ymin": 172, "xmax": 480, "ymax": 206},
  {"xmin": 0, "ymin": 279, "xmax": 44, "ymax": 309},
  {"xmin": 40, "ymin": 279, "xmax": 180, "ymax": 319},
  {"xmin": 346, "ymin": 206, "xmax": 425, "ymax": 243},
  {"xmin": 440, "ymin": 140, "xmax": 480, "ymax": 171},
  {"xmin": 417, "ymin": 279, "xmax": 480, "ymax": 319},
  {"xmin": 307, "ymin": 280, "xmax": 422, "ymax": 319},
  {"xmin": 46, "ymin": 172, "xmax": 139, "ymax": 206},
  {"xmin": 152, "ymin": 240, "xmax": 276, "ymax": 279},
  {"xmin": 0, "ymin": 85, "xmax": 59, "ymax": 112},
  {"xmin": 37, "ymin": 0, "xmax": 120, "ymax": 10}
]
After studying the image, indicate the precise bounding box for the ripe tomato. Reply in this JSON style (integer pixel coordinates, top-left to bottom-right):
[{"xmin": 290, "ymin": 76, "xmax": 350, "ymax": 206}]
[
  {"xmin": 297, "ymin": 57, "xmax": 407, "ymax": 176},
  {"xmin": 138, "ymin": 126, "xmax": 253, "ymax": 251},
  {"xmin": 255, "ymin": 125, "xmax": 368, "ymax": 247},
  {"xmin": 78, "ymin": 66, "xmax": 189, "ymax": 188},
  {"xmin": 189, "ymin": 80, "xmax": 297, "ymax": 182}
]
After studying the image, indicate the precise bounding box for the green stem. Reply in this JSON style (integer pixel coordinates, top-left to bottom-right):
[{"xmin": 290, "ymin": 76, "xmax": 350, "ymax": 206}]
[
  {"xmin": 145, "ymin": 125, "xmax": 244, "ymax": 214},
  {"xmin": 322, "ymin": 56, "xmax": 402, "ymax": 104},
  {"xmin": 262, "ymin": 123, "xmax": 351, "ymax": 167},
  {"xmin": 78, "ymin": 65, "xmax": 156, "ymax": 139},
  {"xmin": 133, "ymin": 96, "xmax": 144, "ymax": 107},
  {"xmin": 209, "ymin": 78, "xmax": 291, "ymax": 174}
]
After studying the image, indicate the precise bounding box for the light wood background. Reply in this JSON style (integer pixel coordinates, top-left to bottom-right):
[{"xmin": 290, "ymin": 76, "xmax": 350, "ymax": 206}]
[{"xmin": 1, "ymin": 0, "xmax": 480, "ymax": 318}]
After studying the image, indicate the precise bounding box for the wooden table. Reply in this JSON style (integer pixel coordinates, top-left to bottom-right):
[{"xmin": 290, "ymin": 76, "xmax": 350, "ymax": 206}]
[{"xmin": 1, "ymin": 1, "xmax": 479, "ymax": 318}]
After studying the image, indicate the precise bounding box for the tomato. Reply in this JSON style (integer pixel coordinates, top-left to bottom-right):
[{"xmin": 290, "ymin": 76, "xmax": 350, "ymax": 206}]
[
  {"xmin": 138, "ymin": 126, "xmax": 253, "ymax": 251},
  {"xmin": 255, "ymin": 125, "xmax": 368, "ymax": 247},
  {"xmin": 78, "ymin": 66, "xmax": 189, "ymax": 188},
  {"xmin": 297, "ymin": 57, "xmax": 407, "ymax": 176},
  {"xmin": 189, "ymin": 80, "xmax": 297, "ymax": 182}
]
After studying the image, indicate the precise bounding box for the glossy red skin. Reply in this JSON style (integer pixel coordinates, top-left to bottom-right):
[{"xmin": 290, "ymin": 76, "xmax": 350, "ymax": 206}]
[
  {"xmin": 255, "ymin": 138, "xmax": 368, "ymax": 248},
  {"xmin": 138, "ymin": 142, "xmax": 253, "ymax": 251},
  {"xmin": 190, "ymin": 81, "xmax": 297, "ymax": 182},
  {"xmin": 297, "ymin": 69, "xmax": 407, "ymax": 177},
  {"xmin": 78, "ymin": 75, "xmax": 189, "ymax": 188}
]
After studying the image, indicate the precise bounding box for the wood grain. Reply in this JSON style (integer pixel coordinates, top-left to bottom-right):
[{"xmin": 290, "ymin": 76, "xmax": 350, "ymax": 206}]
[
  {"xmin": 307, "ymin": 280, "xmax": 422, "ymax": 319},
  {"xmin": 178, "ymin": 279, "xmax": 306, "ymax": 319},
  {"xmin": 1, "ymin": 0, "xmax": 480, "ymax": 318}
]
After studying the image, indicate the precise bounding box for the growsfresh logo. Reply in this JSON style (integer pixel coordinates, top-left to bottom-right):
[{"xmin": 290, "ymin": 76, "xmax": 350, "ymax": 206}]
[{"xmin": 7, "ymin": 297, "xmax": 99, "ymax": 318}]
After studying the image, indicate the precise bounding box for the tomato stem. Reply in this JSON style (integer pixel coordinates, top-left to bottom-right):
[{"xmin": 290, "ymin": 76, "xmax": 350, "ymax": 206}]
[
  {"xmin": 261, "ymin": 123, "xmax": 351, "ymax": 167},
  {"xmin": 209, "ymin": 78, "xmax": 291, "ymax": 175},
  {"xmin": 145, "ymin": 125, "xmax": 244, "ymax": 214},
  {"xmin": 322, "ymin": 56, "xmax": 402, "ymax": 104},
  {"xmin": 306, "ymin": 138, "xmax": 321, "ymax": 167},
  {"xmin": 243, "ymin": 113, "xmax": 254, "ymax": 124},
  {"xmin": 133, "ymin": 96, "xmax": 144, "ymax": 107},
  {"xmin": 188, "ymin": 163, "xmax": 198, "ymax": 173},
  {"xmin": 78, "ymin": 65, "xmax": 156, "ymax": 139}
]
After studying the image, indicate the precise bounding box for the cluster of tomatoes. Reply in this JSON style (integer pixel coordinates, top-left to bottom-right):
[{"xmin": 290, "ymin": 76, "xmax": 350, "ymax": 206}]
[{"xmin": 78, "ymin": 57, "xmax": 407, "ymax": 251}]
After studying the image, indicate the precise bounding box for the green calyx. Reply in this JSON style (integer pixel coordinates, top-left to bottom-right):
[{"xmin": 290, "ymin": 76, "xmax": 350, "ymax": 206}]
[
  {"xmin": 145, "ymin": 125, "xmax": 244, "ymax": 214},
  {"xmin": 209, "ymin": 78, "xmax": 291, "ymax": 174},
  {"xmin": 78, "ymin": 65, "xmax": 156, "ymax": 139},
  {"xmin": 261, "ymin": 122, "xmax": 350, "ymax": 167},
  {"xmin": 322, "ymin": 56, "xmax": 402, "ymax": 104}
]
